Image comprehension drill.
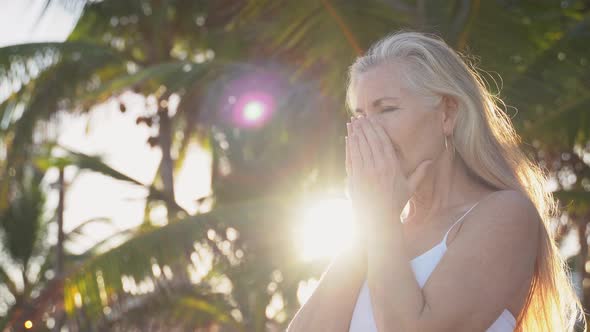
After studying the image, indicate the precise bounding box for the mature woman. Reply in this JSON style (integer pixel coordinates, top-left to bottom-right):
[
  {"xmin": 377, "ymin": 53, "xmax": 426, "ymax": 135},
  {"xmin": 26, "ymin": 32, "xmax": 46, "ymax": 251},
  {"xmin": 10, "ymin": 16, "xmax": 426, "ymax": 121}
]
[{"xmin": 287, "ymin": 31, "xmax": 586, "ymax": 332}]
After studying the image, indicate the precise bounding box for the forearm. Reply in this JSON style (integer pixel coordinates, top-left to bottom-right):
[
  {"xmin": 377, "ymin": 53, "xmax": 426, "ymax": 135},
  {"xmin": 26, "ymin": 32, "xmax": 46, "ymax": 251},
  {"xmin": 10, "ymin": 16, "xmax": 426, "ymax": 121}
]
[
  {"xmin": 366, "ymin": 217, "xmax": 426, "ymax": 332},
  {"xmin": 287, "ymin": 246, "xmax": 366, "ymax": 332}
]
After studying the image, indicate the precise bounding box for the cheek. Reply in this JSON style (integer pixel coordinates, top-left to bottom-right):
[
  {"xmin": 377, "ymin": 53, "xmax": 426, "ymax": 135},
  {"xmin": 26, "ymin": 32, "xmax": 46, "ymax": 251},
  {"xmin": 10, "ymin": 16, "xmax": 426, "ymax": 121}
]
[
  {"xmin": 381, "ymin": 114, "xmax": 431, "ymax": 164},
  {"xmin": 407, "ymin": 118, "xmax": 443, "ymax": 166}
]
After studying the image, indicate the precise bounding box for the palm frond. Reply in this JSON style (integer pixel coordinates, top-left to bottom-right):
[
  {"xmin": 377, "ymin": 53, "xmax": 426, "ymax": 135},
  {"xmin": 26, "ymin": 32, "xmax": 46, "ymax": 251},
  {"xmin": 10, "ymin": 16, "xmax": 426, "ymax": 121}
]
[
  {"xmin": 34, "ymin": 145, "xmax": 146, "ymax": 187},
  {"xmin": 0, "ymin": 42, "xmax": 123, "ymax": 104},
  {"xmin": 98, "ymin": 285, "xmax": 243, "ymax": 331},
  {"xmin": 65, "ymin": 217, "xmax": 113, "ymax": 239},
  {"xmin": 0, "ymin": 169, "xmax": 46, "ymax": 268},
  {"xmin": 63, "ymin": 195, "xmax": 299, "ymax": 330},
  {"xmin": 0, "ymin": 265, "xmax": 19, "ymax": 296},
  {"xmin": 522, "ymin": 92, "xmax": 590, "ymax": 147},
  {"xmin": 554, "ymin": 190, "xmax": 590, "ymax": 215}
]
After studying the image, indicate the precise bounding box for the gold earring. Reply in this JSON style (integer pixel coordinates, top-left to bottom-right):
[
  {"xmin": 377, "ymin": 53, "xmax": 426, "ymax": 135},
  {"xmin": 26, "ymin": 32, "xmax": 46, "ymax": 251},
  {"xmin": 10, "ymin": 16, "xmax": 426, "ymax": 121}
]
[{"xmin": 444, "ymin": 135, "xmax": 448, "ymax": 151}]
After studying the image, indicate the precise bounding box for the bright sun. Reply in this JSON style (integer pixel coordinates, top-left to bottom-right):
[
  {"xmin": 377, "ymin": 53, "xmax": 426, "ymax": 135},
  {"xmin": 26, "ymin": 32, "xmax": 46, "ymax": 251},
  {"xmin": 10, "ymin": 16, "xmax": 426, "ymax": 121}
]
[{"xmin": 296, "ymin": 197, "xmax": 357, "ymax": 262}]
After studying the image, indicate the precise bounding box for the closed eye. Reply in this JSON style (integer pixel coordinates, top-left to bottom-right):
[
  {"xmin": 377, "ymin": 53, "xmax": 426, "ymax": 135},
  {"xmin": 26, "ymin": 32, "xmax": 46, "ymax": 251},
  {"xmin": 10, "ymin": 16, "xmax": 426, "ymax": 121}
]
[
  {"xmin": 352, "ymin": 107, "xmax": 397, "ymax": 116},
  {"xmin": 382, "ymin": 107, "xmax": 399, "ymax": 112}
]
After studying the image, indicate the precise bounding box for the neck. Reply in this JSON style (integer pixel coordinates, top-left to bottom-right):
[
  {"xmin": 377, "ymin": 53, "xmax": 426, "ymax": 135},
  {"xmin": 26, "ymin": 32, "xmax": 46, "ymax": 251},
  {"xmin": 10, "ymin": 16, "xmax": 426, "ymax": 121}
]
[{"xmin": 404, "ymin": 152, "xmax": 490, "ymax": 226}]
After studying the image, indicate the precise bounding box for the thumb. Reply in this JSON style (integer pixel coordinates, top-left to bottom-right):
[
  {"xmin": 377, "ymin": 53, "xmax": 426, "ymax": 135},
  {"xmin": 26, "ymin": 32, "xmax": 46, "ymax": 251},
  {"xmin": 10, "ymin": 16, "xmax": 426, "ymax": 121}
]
[{"xmin": 408, "ymin": 159, "xmax": 434, "ymax": 191}]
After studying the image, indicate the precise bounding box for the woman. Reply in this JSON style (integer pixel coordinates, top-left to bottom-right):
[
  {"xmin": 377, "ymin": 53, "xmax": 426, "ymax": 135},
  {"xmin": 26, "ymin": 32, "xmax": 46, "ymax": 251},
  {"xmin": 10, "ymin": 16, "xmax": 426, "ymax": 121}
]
[{"xmin": 287, "ymin": 31, "xmax": 586, "ymax": 332}]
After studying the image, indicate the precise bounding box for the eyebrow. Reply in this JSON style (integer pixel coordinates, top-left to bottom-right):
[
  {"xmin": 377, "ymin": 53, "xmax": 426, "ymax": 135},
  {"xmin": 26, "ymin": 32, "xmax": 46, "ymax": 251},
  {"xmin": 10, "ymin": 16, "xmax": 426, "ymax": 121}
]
[{"xmin": 354, "ymin": 97, "xmax": 399, "ymax": 114}]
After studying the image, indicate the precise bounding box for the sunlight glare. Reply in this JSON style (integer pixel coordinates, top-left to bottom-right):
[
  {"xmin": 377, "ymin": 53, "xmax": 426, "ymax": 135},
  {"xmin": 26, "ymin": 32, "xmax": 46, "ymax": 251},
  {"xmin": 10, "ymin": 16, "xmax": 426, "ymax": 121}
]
[
  {"xmin": 296, "ymin": 278, "xmax": 319, "ymax": 305},
  {"xmin": 297, "ymin": 197, "xmax": 356, "ymax": 262}
]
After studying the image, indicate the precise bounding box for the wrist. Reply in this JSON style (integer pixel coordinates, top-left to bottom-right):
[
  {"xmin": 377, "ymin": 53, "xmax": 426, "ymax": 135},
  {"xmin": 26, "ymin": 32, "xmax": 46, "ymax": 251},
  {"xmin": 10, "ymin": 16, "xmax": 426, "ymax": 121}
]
[
  {"xmin": 367, "ymin": 211, "xmax": 402, "ymax": 234},
  {"xmin": 366, "ymin": 215, "xmax": 403, "ymax": 247}
]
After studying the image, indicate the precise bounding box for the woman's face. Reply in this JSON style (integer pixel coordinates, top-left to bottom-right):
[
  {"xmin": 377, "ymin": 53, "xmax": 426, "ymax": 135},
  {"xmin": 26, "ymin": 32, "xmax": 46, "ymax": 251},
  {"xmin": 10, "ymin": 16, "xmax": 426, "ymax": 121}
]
[{"xmin": 351, "ymin": 63, "xmax": 449, "ymax": 177}]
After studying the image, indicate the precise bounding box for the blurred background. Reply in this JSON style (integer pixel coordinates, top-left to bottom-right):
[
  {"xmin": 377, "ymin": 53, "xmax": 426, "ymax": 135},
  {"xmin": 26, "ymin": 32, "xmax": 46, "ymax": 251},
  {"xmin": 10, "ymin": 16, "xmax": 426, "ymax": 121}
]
[{"xmin": 0, "ymin": 0, "xmax": 589, "ymax": 331}]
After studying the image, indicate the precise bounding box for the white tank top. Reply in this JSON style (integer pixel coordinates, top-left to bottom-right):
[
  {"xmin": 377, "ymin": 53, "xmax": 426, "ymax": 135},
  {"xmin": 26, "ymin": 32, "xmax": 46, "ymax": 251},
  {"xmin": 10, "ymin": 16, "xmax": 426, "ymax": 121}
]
[{"xmin": 349, "ymin": 199, "xmax": 517, "ymax": 332}]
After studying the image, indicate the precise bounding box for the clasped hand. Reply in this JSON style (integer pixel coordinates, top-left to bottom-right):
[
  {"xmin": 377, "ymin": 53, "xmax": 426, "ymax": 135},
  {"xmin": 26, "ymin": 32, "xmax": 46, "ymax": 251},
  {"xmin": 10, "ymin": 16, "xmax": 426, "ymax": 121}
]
[{"xmin": 345, "ymin": 115, "xmax": 433, "ymax": 240}]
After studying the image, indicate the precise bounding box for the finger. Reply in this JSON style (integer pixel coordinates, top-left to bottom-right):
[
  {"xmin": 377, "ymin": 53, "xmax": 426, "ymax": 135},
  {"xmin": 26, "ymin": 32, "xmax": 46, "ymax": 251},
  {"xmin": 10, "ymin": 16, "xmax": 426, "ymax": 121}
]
[
  {"xmin": 345, "ymin": 136, "xmax": 351, "ymax": 175},
  {"xmin": 361, "ymin": 117, "xmax": 387, "ymax": 170},
  {"xmin": 408, "ymin": 159, "xmax": 434, "ymax": 192},
  {"xmin": 367, "ymin": 116, "xmax": 398, "ymax": 165},
  {"xmin": 350, "ymin": 132, "xmax": 363, "ymax": 178},
  {"xmin": 353, "ymin": 118, "xmax": 374, "ymax": 168},
  {"xmin": 345, "ymin": 136, "xmax": 354, "ymax": 198},
  {"xmin": 350, "ymin": 135, "xmax": 362, "ymax": 204},
  {"xmin": 346, "ymin": 121, "xmax": 353, "ymax": 175}
]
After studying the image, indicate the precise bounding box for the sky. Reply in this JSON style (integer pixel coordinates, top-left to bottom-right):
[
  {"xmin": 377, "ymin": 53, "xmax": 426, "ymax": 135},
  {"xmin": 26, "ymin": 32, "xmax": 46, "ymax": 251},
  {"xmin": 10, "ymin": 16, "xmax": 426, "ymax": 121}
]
[
  {"xmin": 0, "ymin": 0, "xmax": 212, "ymax": 254},
  {"xmin": 0, "ymin": 0, "xmax": 80, "ymax": 47}
]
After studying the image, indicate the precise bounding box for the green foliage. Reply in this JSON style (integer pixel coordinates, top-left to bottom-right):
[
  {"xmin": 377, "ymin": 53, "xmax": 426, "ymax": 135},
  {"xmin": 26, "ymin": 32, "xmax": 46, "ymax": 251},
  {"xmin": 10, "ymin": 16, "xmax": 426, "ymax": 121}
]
[
  {"xmin": 1, "ymin": 0, "xmax": 590, "ymax": 330},
  {"xmin": 0, "ymin": 169, "xmax": 45, "ymax": 268},
  {"xmin": 63, "ymin": 196, "xmax": 306, "ymax": 330}
]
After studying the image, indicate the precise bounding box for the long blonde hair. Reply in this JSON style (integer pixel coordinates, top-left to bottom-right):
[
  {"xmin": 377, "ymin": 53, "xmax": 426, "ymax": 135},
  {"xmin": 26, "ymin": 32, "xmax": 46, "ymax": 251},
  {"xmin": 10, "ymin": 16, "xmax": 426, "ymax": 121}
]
[{"xmin": 345, "ymin": 30, "xmax": 587, "ymax": 332}]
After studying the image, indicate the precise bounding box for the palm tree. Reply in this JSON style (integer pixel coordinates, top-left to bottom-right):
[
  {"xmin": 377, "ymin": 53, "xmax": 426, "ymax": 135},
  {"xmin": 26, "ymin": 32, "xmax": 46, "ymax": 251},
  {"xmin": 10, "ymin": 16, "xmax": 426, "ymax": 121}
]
[
  {"xmin": 0, "ymin": 144, "xmax": 162, "ymax": 331},
  {"xmin": 1, "ymin": 0, "xmax": 589, "ymax": 330}
]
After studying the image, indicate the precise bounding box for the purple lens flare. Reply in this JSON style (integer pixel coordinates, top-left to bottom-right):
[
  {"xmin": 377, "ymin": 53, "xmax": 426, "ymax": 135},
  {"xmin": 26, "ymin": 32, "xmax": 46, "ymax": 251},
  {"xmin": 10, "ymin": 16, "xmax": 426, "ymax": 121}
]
[{"xmin": 232, "ymin": 91, "xmax": 275, "ymax": 129}]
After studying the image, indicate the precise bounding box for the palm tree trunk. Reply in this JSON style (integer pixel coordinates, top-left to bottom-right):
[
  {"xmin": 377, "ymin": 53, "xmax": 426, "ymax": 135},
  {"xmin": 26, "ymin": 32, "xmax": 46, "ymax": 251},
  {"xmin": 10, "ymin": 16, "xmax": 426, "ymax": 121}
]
[
  {"xmin": 53, "ymin": 167, "xmax": 67, "ymax": 332},
  {"xmin": 158, "ymin": 93, "xmax": 177, "ymax": 219},
  {"xmin": 56, "ymin": 167, "xmax": 65, "ymax": 275}
]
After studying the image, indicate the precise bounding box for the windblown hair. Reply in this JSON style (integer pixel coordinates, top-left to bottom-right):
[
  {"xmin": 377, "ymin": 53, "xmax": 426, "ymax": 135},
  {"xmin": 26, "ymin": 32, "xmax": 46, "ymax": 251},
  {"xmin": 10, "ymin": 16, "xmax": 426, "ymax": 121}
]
[{"xmin": 345, "ymin": 30, "xmax": 586, "ymax": 332}]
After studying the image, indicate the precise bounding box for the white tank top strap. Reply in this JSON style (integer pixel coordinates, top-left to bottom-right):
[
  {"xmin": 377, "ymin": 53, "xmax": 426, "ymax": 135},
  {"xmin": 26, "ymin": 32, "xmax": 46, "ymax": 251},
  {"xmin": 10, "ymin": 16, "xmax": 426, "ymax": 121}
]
[
  {"xmin": 442, "ymin": 201, "xmax": 480, "ymax": 243},
  {"xmin": 441, "ymin": 190, "xmax": 507, "ymax": 244}
]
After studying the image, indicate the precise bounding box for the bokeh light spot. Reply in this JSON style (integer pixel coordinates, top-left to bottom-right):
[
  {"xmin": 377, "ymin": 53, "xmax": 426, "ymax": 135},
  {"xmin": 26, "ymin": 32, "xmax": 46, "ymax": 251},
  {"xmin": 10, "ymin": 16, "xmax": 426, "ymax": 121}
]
[
  {"xmin": 232, "ymin": 91, "xmax": 274, "ymax": 128},
  {"xmin": 243, "ymin": 101, "xmax": 265, "ymax": 122}
]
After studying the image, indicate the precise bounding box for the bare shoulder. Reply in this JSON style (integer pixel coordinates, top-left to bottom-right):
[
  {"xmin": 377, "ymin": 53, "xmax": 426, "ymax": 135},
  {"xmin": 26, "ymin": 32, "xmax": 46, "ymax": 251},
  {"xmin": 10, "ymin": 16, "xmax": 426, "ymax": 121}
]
[
  {"xmin": 419, "ymin": 189, "xmax": 542, "ymax": 330},
  {"xmin": 445, "ymin": 189, "xmax": 543, "ymax": 267},
  {"xmin": 459, "ymin": 189, "xmax": 542, "ymax": 254},
  {"xmin": 473, "ymin": 189, "xmax": 541, "ymax": 233}
]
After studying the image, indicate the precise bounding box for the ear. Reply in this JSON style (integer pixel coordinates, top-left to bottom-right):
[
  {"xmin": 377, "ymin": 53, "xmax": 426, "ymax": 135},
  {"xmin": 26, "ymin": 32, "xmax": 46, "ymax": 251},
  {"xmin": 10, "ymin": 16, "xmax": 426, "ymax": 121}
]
[{"xmin": 441, "ymin": 95, "xmax": 459, "ymax": 136}]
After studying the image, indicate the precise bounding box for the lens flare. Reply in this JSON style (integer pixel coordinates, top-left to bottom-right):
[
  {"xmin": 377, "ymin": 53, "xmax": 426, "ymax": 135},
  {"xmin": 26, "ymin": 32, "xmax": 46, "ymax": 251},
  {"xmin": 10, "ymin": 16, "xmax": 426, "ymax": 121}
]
[
  {"xmin": 232, "ymin": 91, "xmax": 274, "ymax": 128},
  {"xmin": 243, "ymin": 101, "xmax": 264, "ymax": 121}
]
